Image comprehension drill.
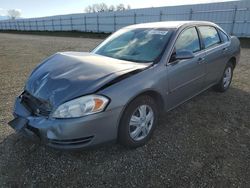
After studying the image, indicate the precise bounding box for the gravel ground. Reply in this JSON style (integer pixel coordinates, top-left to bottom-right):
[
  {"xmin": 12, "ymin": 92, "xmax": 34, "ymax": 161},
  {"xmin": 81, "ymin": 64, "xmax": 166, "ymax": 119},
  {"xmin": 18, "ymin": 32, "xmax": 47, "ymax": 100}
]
[{"xmin": 0, "ymin": 33, "xmax": 249, "ymax": 187}]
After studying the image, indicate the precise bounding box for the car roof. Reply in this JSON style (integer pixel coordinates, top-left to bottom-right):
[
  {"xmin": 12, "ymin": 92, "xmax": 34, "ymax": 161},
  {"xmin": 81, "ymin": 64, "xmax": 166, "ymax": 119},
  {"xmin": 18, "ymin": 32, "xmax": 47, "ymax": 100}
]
[{"xmin": 124, "ymin": 21, "xmax": 217, "ymax": 29}]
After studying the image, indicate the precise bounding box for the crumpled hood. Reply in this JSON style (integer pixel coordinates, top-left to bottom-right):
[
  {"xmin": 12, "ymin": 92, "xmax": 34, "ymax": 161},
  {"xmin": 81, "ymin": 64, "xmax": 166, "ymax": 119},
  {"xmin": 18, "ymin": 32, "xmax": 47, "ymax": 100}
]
[{"xmin": 25, "ymin": 52, "xmax": 149, "ymax": 106}]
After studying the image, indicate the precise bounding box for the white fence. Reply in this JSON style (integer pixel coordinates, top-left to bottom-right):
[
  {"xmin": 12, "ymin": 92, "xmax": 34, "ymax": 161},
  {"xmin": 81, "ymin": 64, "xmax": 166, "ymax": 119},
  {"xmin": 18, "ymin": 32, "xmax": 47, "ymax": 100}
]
[{"xmin": 0, "ymin": 0, "xmax": 250, "ymax": 37}]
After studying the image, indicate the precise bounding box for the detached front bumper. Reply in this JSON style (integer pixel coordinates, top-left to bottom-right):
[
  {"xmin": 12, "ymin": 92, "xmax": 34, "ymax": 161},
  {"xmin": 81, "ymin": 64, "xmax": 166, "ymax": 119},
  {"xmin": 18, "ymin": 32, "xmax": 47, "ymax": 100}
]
[{"xmin": 8, "ymin": 97, "xmax": 122, "ymax": 149}]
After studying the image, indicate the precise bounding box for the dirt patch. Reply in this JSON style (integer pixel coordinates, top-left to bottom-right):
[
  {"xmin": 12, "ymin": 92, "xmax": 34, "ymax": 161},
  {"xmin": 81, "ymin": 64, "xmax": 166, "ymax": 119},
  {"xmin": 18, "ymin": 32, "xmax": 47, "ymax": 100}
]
[{"xmin": 0, "ymin": 33, "xmax": 249, "ymax": 187}]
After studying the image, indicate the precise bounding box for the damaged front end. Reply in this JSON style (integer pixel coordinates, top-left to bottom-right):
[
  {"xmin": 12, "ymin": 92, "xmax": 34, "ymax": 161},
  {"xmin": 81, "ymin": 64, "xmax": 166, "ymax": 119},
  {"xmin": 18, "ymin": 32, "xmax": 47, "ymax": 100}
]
[
  {"xmin": 8, "ymin": 92, "xmax": 122, "ymax": 149},
  {"xmin": 8, "ymin": 91, "xmax": 53, "ymax": 141},
  {"xmin": 8, "ymin": 52, "xmax": 152, "ymax": 149},
  {"xmin": 8, "ymin": 98, "xmax": 38, "ymax": 142},
  {"xmin": 19, "ymin": 91, "xmax": 52, "ymax": 117}
]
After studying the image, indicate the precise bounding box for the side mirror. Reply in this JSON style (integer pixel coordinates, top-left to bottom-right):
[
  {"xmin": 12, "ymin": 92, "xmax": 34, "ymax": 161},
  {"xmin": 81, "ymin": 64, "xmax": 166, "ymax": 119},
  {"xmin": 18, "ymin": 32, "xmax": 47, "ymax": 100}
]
[{"xmin": 175, "ymin": 50, "xmax": 194, "ymax": 60}]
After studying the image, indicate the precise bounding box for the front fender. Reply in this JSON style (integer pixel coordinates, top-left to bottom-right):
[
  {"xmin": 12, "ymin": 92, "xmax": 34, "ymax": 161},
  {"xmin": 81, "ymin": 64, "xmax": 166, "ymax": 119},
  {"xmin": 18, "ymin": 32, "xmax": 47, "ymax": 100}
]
[{"xmin": 98, "ymin": 64, "xmax": 168, "ymax": 128}]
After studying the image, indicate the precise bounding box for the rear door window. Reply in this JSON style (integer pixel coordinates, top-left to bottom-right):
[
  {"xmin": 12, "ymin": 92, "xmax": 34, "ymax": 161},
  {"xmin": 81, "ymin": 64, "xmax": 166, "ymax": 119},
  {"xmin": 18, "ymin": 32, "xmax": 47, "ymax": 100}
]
[{"xmin": 198, "ymin": 26, "xmax": 221, "ymax": 48}]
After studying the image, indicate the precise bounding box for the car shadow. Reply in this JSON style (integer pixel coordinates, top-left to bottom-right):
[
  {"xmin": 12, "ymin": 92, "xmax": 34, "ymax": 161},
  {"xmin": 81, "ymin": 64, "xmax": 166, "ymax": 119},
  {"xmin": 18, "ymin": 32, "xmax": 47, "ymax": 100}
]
[{"xmin": 0, "ymin": 86, "xmax": 250, "ymax": 186}]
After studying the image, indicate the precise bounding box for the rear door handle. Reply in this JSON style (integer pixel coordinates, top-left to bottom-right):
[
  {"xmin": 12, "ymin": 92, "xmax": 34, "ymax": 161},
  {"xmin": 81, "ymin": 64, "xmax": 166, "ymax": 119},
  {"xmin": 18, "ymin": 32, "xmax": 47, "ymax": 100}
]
[{"xmin": 197, "ymin": 57, "xmax": 205, "ymax": 64}]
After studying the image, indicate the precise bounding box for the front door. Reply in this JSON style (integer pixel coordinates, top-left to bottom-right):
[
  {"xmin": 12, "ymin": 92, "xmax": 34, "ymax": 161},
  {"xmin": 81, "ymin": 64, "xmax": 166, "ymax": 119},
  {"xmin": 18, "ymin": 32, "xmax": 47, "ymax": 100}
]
[{"xmin": 166, "ymin": 27, "xmax": 206, "ymax": 110}]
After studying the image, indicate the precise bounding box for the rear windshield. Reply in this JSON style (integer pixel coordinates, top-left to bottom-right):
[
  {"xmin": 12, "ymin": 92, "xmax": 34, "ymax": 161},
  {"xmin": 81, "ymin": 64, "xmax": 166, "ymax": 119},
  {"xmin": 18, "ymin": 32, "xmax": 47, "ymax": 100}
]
[{"xmin": 93, "ymin": 28, "xmax": 173, "ymax": 63}]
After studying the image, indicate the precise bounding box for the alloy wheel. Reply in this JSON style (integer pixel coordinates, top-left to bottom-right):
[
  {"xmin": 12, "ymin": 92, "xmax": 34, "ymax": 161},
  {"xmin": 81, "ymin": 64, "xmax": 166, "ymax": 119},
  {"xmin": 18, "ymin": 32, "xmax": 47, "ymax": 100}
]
[
  {"xmin": 129, "ymin": 105, "xmax": 154, "ymax": 141},
  {"xmin": 223, "ymin": 66, "xmax": 232, "ymax": 88}
]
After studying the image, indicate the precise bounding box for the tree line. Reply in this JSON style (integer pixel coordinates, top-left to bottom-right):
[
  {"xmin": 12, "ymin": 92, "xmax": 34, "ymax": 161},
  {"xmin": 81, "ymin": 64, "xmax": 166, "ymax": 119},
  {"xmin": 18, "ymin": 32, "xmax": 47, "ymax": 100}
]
[{"xmin": 84, "ymin": 3, "xmax": 131, "ymax": 13}]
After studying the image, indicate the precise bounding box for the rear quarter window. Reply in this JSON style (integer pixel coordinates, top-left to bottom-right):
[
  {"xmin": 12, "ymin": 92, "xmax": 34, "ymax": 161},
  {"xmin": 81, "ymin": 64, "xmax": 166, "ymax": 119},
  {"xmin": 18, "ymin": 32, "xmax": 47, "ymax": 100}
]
[
  {"xmin": 219, "ymin": 30, "xmax": 230, "ymax": 42},
  {"xmin": 198, "ymin": 26, "xmax": 221, "ymax": 48}
]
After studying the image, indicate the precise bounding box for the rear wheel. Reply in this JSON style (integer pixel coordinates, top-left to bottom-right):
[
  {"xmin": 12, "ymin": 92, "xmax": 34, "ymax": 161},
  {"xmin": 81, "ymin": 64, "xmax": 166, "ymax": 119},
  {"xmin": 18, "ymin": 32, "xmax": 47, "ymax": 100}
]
[
  {"xmin": 118, "ymin": 95, "xmax": 158, "ymax": 148},
  {"xmin": 213, "ymin": 62, "xmax": 234, "ymax": 92}
]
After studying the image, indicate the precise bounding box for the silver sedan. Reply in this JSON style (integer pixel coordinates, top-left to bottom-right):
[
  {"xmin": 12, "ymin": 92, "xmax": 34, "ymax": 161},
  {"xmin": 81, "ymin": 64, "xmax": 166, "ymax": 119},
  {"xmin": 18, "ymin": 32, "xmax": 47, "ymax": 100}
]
[{"xmin": 9, "ymin": 21, "xmax": 241, "ymax": 149}]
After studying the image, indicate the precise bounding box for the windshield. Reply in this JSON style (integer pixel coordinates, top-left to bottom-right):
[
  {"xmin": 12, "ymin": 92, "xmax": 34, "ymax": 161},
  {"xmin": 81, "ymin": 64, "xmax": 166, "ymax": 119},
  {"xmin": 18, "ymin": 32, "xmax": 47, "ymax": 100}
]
[{"xmin": 92, "ymin": 28, "xmax": 173, "ymax": 63}]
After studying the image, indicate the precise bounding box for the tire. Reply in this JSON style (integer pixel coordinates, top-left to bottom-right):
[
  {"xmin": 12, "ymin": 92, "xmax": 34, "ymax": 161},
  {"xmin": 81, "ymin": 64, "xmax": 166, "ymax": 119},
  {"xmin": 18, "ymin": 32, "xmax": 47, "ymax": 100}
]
[
  {"xmin": 118, "ymin": 95, "xmax": 159, "ymax": 148},
  {"xmin": 213, "ymin": 62, "xmax": 234, "ymax": 92}
]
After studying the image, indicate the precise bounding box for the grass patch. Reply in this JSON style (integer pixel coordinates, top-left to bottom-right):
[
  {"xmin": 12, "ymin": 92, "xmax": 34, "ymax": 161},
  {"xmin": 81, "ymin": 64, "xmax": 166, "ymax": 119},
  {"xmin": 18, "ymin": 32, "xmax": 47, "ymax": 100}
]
[
  {"xmin": 239, "ymin": 38, "xmax": 250, "ymax": 48},
  {"xmin": 0, "ymin": 30, "xmax": 111, "ymax": 39}
]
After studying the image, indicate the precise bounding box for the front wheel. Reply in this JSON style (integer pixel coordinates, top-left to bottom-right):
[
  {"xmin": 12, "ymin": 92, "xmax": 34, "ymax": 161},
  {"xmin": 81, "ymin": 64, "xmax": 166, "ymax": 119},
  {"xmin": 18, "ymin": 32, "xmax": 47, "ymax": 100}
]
[
  {"xmin": 118, "ymin": 95, "xmax": 158, "ymax": 148},
  {"xmin": 213, "ymin": 62, "xmax": 234, "ymax": 92}
]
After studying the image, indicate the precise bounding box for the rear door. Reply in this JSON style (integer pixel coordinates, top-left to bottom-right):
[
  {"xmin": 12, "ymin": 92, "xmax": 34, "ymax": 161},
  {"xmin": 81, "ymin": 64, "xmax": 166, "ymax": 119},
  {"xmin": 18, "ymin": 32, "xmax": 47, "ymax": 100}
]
[
  {"xmin": 166, "ymin": 27, "xmax": 206, "ymax": 110},
  {"xmin": 197, "ymin": 26, "xmax": 229, "ymax": 86}
]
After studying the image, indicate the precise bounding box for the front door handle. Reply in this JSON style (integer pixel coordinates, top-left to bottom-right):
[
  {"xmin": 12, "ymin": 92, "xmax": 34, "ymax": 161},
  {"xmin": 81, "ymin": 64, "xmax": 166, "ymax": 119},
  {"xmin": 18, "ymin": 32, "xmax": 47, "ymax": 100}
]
[
  {"xmin": 223, "ymin": 47, "xmax": 228, "ymax": 52},
  {"xmin": 197, "ymin": 57, "xmax": 205, "ymax": 64}
]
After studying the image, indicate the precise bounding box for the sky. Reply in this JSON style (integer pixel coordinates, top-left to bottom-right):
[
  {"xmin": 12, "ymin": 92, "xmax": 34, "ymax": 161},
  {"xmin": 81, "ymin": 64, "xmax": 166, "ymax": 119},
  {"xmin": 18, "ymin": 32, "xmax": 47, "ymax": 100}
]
[{"xmin": 0, "ymin": 0, "xmax": 237, "ymax": 18}]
